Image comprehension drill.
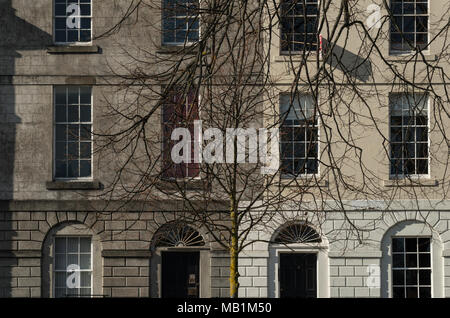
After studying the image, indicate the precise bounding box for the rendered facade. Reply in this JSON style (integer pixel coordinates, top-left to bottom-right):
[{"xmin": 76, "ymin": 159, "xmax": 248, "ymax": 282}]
[{"xmin": 0, "ymin": 0, "xmax": 449, "ymax": 298}]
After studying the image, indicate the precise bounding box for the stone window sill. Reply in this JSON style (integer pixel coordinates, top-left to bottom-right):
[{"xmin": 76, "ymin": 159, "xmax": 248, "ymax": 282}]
[
  {"xmin": 47, "ymin": 45, "xmax": 101, "ymax": 54},
  {"xmin": 278, "ymin": 178, "xmax": 328, "ymax": 188},
  {"xmin": 46, "ymin": 180, "xmax": 102, "ymax": 190},
  {"xmin": 156, "ymin": 45, "xmax": 198, "ymax": 55},
  {"xmin": 274, "ymin": 54, "xmax": 322, "ymax": 63},
  {"xmin": 383, "ymin": 179, "xmax": 438, "ymax": 187},
  {"xmin": 156, "ymin": 179, "xmax": 207, "ymax": 191},
  {"xmin": 386, "ymin": 53, "xmax": 437, "ymax": 62}
]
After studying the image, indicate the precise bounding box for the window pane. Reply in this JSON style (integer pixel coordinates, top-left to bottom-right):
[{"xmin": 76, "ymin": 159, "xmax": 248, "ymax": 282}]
[
  {"xmin": 55, "ymin": 288, "xmax": 65, "ymax": 298},
  {"xmin": 417, "ymin": 159, "xmax": 428, "ymax": 174},
  {"xmin": 68, "ymin": 125, "xmax": 79, "ymax": 141},
  {"xmin": 293, "ymin": 159, "xmax": 306, "ymax": 175},
  {"xmin": 80, "ymin": 288, "xmax": 91, "ymax": 296},
  {"xmin": 406, "ymin": 287, "xmax": 418, "ymax": 298},
  {"xmin": 67, "ymin": 254, "xmax": 78, "ymax": 267},
  {"xmin": 68, "ymin": 87, "xmax": 79, "ymax": 104},
  {"xmin": 80, "ymin": 160, "xmax": 92, "ymax": 178},
  {"xmin": 80, "ymin": 237, "xmax": 91, "ymax": 253},
  {"xmin": 393, "ymin": 254, "xmax": 404, "ymax": 268},
  {"xmin": 67, "ymin": 237, "xmax": 79, "ymax": 253},
  {"xmin": 55, "ymin": 161, "xmax": 67, "ymax": 178},
  {"xmin": 55, "ymin": 30, "xmax": 67, "ymax": 43},
  {"xmin": 55, "ymin": 237, "xmax": 66, "ymax": 253},
  {"xmin": 56, "ymin": 124, "xmax": 67, "ymax": 141},
  {"xmin": 80, "ymin": 125, "xmax": 92, "ymax": 140},
  {"xmin": 419, "ymin": 287, "xmax": 431, "ymax": 298},
  {"xmin": 392, "ymin": 238, "xmax": 404, "ymax": 252},
  {"xmin": 55, "ymin": 17, "xmax": 67, "ymax": 29},
  {"xmin": 80, "ymin": 30, "xmax": 91, "ymax": 42},
  {"xmin": 406, "ymin": 254, "xmax": 417, "ymax": 267},
  {"xmin": 55, "ymin": 253, "xmax": 66, "ymax": 270},
  {"xmin": 56, "ymin": 142, "xmax": 67, "ymax": 160},
  {"xmin": 281, "ymin": 143, "xmax": 293, "ymax": 159},
  {"xmin": 80, "ymin": 4, "xmax": 91, "ymax": 16},
  {"xmin": 68, "ymin": 105, "xmax": 79, "ymax": 122},
  {"xmin": 406, "ymin": 270, "xmax": 417, "ymax": 285},
  {"xmin": 56, "ymin": 105, "xmax": 67, "ymax": 122},
  {"xmin": 393, "ymin": 287, "xmax": 405, "ymax": 298},
  {"xmin": 55, "ymin": 4, "xmax": 67, "ymax": 16},
  {"xmin": 68, "ymin": 160, "xmax": 79, "ymax": 178},
  {"xmin": 80, "ymin": 87, "xmax": 92, "ymax": 104},
  {"xmin": 80, "ymin": 254, "xmax": 91, "ymax": 270},
  {"xmin": 393, "ymin": 270, "xmax": 404, "ymax": 285},
  {"xmin": 418, "ymin": 238, "xmax": 430, "ymax": 252},
  {"xmin": 419, "ymin": 270, "xmax": 431, "ymax": 285}
]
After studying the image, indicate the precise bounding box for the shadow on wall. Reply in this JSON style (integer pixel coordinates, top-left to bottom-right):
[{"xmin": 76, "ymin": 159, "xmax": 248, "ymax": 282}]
[
  {"xmin": 0, "ymin": 0, "xmax": 51, "ymax": 297},
  {"xmin": 324, "ymin": 39, "xmax": 373, "ymax": 83}
]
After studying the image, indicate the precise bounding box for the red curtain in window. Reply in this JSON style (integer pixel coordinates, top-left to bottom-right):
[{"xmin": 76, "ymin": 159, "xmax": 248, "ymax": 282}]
[{"xmin": 162, "ymin": 89, "xmax": 199, "ymax": 178}]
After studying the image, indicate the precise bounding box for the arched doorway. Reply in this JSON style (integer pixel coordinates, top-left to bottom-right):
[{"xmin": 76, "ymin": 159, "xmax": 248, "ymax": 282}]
[
  {"xmin": 268, "ymin": 221, "xmax": 329, "ymax": 298},
  {"xmin": 150, "ymin": 222, "xmax": 210, "ymax": 298}
]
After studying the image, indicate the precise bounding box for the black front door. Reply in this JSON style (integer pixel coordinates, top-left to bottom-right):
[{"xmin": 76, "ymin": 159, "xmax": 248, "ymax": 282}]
[
  {"xmin": 161, "ymin": 251, "xmax": 200, "ymax": 298},
  {"xmin": 279, "ymin": 253, "xmax": 317, "ymax": 298}
]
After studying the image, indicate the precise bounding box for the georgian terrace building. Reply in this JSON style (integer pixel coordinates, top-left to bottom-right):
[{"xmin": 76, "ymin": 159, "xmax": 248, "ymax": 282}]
[{"xmin": 0, "ymin": 0, "xmax": 449, "ymax": 298}]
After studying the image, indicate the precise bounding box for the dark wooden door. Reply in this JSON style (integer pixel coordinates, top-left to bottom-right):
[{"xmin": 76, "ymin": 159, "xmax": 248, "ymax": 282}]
[
  {"xmin": 279, "ymin": 253, "xmax": 317, "ymax": 298},
  {"xmin": 161, "ymin": 251, "xmax": 200, "ymax": 298}
]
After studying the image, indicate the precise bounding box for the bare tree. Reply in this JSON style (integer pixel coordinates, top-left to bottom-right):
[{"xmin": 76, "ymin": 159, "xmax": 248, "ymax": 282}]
[{"xmin": 90, "ymin": 0, "xmax": 450, "ymax": 297}]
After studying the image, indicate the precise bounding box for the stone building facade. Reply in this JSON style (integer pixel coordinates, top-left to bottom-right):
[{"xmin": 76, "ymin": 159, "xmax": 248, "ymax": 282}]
[{"xmin": 0, "ymin": 0, "xmax": 449, "ymax": 298}]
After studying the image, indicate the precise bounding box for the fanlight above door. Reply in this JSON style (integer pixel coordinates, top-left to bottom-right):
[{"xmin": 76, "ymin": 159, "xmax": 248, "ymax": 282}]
[
  {"xmin": 274, "ymin": 222, "xmax": 321, "ymax": 244},
  {"xmin": 155, "ymin": 223, "xmax": 205, "ymax": 247}
]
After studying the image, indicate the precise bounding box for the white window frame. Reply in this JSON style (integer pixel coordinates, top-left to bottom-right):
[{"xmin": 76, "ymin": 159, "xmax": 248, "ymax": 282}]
[
  {"xmin": 389, "ymin": 0, "xmax": 430, "ymax": 55},
  {"xmin": 161, "ymin": 0, "xmax": 201, "ymax": 46},
  {"xmin": 279, "ymin": 93, "xmax": 320, "ymax": 179},
  {"xmin": 279, "ymin": 0, "xmax": 320, "ymax": 55},
  {"xmin": 53, "ymin": 86, "xmax": 94, "ymax": 181},
  {"xmin": 53, "ymin": 236, "xmax": 93, "ymax": 298},
  {"xmin": 53, "ymin": 0, "xmax": 93, "ymax": 46},
  {"xmin": 388, "ymin": 93, "xmax": 430, "ymax": 179}
]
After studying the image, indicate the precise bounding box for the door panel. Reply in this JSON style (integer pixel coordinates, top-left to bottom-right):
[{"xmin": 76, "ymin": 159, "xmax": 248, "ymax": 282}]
[
  {"xmin": 162, "ymin": 251, "xmax": 200, "ymax": 298},
  {"xmin": 279, "ymin": 253, "xmax": 317, "ymax": 298}
]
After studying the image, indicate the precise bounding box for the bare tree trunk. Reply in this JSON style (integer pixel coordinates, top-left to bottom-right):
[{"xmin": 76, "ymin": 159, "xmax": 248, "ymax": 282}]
[{"xmin": 229, "ymin": 201, "xmax": 239, "ymax": 298}]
